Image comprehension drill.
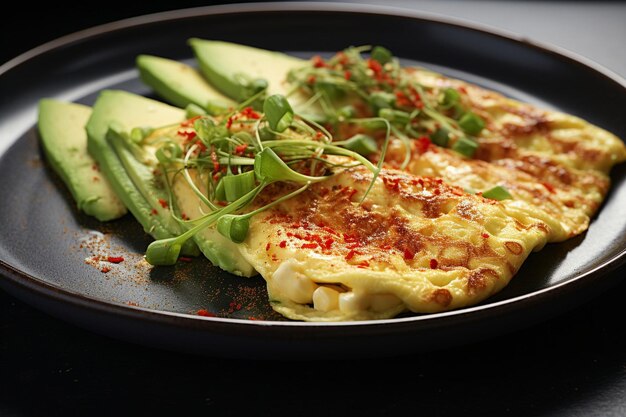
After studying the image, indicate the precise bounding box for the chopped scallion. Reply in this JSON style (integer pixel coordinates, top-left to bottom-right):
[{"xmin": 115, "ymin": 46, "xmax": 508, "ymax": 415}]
[
  {"xmin": 482, "ymin": 185, "xmax": 512, "ymax": 201},
  {"xmin": 430, "ymin": 128, "xmax": 450, "ymax": 147},
  {"xmin": 452, "ymin": 137, "xmax": 478, "ymax": 158},
  {"xmin": 459, "ymin": 112, "xmax": 485, "ymax": 135},
  {"xmin": 371, "ymin": 46, "xmax": 392, "ymax": 64}
]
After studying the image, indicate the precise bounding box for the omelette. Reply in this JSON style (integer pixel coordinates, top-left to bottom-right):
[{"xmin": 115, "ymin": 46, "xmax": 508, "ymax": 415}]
[{"xmin": 85, "ymin": 44, "xmax": 626, "ymax": 322}]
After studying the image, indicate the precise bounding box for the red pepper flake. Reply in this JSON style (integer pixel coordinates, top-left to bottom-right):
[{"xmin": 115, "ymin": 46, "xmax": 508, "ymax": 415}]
[
  {"xmin": 345, "ymin": 249, "xmax": 357, "ymax": 260},
  {"xmin": 323, "ymin": 238, "xmax": 334, "ymax": 250},
  {"xmin": 265, "ymin": 242, "xmax": 271, "ymax": 251},
  {"xmin": 301, "ymin": 243, "xmax": 318, "ymax": 249},
  {"xmin": 307, "ymin": 75, "xmax": 316, "ymax": 84},
  {"xmin": 344, "ymin": 70, "xmax": 352, "ymax": 80},
  {"xmin": 395, "ymin": 91, "xmax": 412, "ymax": 108},
  {"xmin": 458, "ymin": 86, "xmax": 468, "ymax": 94},
  {"xmin": 235, "ymin": 144, "xmax": 248, "ymax": 154},
  {"xmin": 150, "ymin": 208, "xmax": 158, "ymax": 216},
  {"xmin": 240, "ymin": 106, "xmax": 261, "ymax": 120},
  {"xmin": 415, "ymin": 136, "xmax": 432, "ymax": 154},
  {"xmin": 279, "ymin": 240, "xmax": 287, "ymax": 248},
  {"xmin": 226, "ymin": 115, "xmax": 238, "ymax": 129},
  {"xmin": 312, "ymin": 55, "xmax": 326, "ymax": 68},
  {"xmin": 337, "ymin": 52, "xmax": 349, "ymax": 66},
  {"xmin": 196, "ymin": 309, "xmax": 215, "ymax": 317},
  {"xmin": 368, "ymin": 59, "xmax": 383, "ymax": 74},
  {"xmin": 177, "ymin": 129, "xmax": 197, "ymax": 141},
  {"xmin": 158, "ymin": 198, "xmax": 168, "ymax": 209},
  {"xmin": 181, "ymin": 115, "xmax": 202, "ymax": 127},
  {"xmin": 178, "ymin": 257, "xmax": 193, "ymax": 263},
  {"xmin": 542, "ymin": 182, "xmax": 556, "ymax": 194},
  {"xmin": 430, "ymin": 258, "xmax": 438, "ymax": 269},
  {"xmin": 181, "ymin": 213, "xmax": 189, "ymax": 221},
  {"xmin": 101, "ymin": 267, "xmax": 111, "ymax": 273},
  {"xmin": 106, "ymin": 256, "xmax": 124, "ymax": 264},
  {"xmin": 403, "ymin": 249, "xmax": 415, "ymax": 260},
  {"xmin": 482, "ymin": 233, "xmax": 490, "ymax": 239},
  {"xmin": 322, "ymin": 226, "xmax": 338, "ymax": 235},
  {"xmin": 357, "ymin": 260, "xmax": 370, "ymax": 268}
]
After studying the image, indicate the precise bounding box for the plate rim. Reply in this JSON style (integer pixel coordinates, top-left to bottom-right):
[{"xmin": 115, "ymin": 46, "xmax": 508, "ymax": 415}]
[{"xmin": 1, "ymin": 1, "xmax": 625, "ymax": 332}]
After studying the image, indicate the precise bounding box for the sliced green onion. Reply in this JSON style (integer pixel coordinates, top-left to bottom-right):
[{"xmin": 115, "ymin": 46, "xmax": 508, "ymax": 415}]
[
  {"xmin": 216, "ymin": 214, "xmax": 250, "ymax": 243},
  {"xmin": 223, "ymin": 171, "xmax": 256, "ymax": 202},
  {"xmin": 379, "ymin": 108, "xmax": 411, "ymax": 125},
  {"xmin": 459, "ymin": 112, "xmax": 485, "ymax": 135},
  {"xmin": 439, "ymin": 88, "xmax": 461, "ymax": 109},
  {"xmin": 371, "ymin": 46, "xmax": 392, "ymax": 64},
  {"xmin": 430, "ymin": 128, "xmax": 450, "ymax": 147},
  {"xmin": 263, "ymin": 94, "xmax": 294, "ymax": 132},
  {"xmin": 339, "ymin": 134, "xmax": 378, "ymax": 156},
  {"xmin": 452, "ymin": 137, "xmax": 478, "ymax": 158},
  {"xmin": 185, "ymin": 103, "xmax": 207, "ymax": 118},
  {"xmin": 482, "ymin": 185, "xmax": 512, "ymax": 201}
]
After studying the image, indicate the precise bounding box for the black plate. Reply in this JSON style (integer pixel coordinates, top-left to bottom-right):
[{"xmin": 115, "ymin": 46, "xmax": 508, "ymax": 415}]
[{"xmin": 1, "ymin": 3, "xmax": 625, "ymax": 359}]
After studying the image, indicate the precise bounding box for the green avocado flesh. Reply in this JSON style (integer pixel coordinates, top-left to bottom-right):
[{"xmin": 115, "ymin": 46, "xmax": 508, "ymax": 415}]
[
  {"xmin": 37, "ymin": 99, "xmax": 127, "ymax": 221},
  {"xmin": 189, "ymin": 38, "xmax": 306, "ymax": 101},
  {"xmin": 85, "ymin": 89, "xmax": 199, "ymax": 256},
  {"xmin": 136, "ymin": 54, "xmax": 235, "ymax": 111}
]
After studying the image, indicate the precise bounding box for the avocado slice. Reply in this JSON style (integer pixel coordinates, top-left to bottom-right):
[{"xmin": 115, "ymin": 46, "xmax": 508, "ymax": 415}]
[
  {"xmin": 188, "ymin": 38, "xmax": 306, "ymax": 101},
  {"xmin": 86, "ymin": 90, "xmax": 198, "ymax": 256},
  {"xmin": 37, "ymin": 99, "xmax": 127, "ymax": 221},
  {"xmin": 136, "ymin": 54, "xmax": 235, "ymax": 111}
]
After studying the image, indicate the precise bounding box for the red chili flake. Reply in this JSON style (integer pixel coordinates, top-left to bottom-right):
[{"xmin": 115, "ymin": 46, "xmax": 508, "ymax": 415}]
[
  {"xmin": 101, "ymin": 267, "xmax": 111, "ymax": 273},
  {"xmin": 430, "ymin": 259, "xmax": 438, "ymax": 269},
  {"xmin": 368, "ymin": 59, "xmax": 383, "ymax": 74},
  {"xmin": 307, "ymin": 75, "xmax": 316, "ymax": 84},
  {"xmin": 319, "ymin": 187, "xmax": 330, "ymax": 197},
  {"xmin": 279, "ymin": 240, "xmax": 287, "ymax": 248},
  {"xmin": 357, "ymin": 260, "xmax": 370, "ymax": 268},
  {"xmin": 382, "ymin": 176, "xmax": 401, "ymax": 192},
  {"xmin": 343, "ymin": 187, "xmax": 358, "ymax": 200},
  {"xmin": 344, "ymin": 70, "xmax": 352, "ymax": 80},
  {"xmin": 226, "ymin": 116, "xmax": 234, "ymax": 129},
  {"xmin": 177, "ymin": 129, "xmax": 197, "ymax": 141},
  {"xmin": 542, "ymin": 182, "xmax": 556, "ymax": 194},
  {"xmin": 235, "ymin": 144, "xmax": 248, "ymax": 155},
  {"xmin": 265, "ymin": 242, "xmax": 271, "ymax": 251},
  {"xmin": 482, "ymin": 233, "xmax": 490, "ymax": 239},
  {"xmin": 345, "ymin": 249, "xmax": 357, "ymax": 260},
  {"xmin": 312, "ymin": 55, "xmax": 326, "ymax": 68},
  {"xmin": 106, "ymin": 256, "xmax": 124, "ymax": 264},
  {"xmin": 178, "ymin": 257, "xmax": 193, "ymax": 263},
  {"xmin": 158, "ymin": 198, "xmax": 168, "ymax": 209},
  {"xmin": 395, "ymin": 91, "xmax": 412, "ymax": 107},
  {"xmin": 403, "ymin": 249, "xmax": 415, "ymax": 260},
  {"xmin": 323, "ymin": 238, "xmax": 334, "ymax": 250},
  {"xmin": 181, "ymin": 213, "xmax": 189, "ymax": 220},
  {"xmin": 301, "ymin": 243, "xmax": 318, "ymax": 249},
  {"xmin": 322, "ymin": 226, "xmax": 338, "ymax": 235},
  {"xmin": 150, "ymin": 208, "xmax": 158, "ymax": 216},
  {"xmin": 336, "ymin": 52, "xmax": 349, "ymax": 66},
  {"xmin": 458, "ymin": 86, "xmax": 468, "ymax": 94},
  {"xmin": 240, "ymin": 106, "xmax": 261, "ymax": 120},
  {"xmin": 415, "ymin": 136, "xmax": 431, "ymax": 154},
  {"xmin": 181, "ymin": 115, "xmax": 202, "ymax": 127},
  {"xmin": 196, "ymin": 309, "xmax": 215, "ymax": 317}
]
